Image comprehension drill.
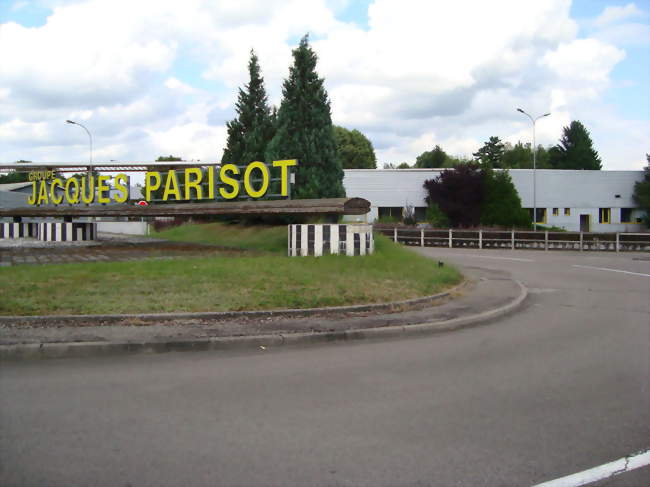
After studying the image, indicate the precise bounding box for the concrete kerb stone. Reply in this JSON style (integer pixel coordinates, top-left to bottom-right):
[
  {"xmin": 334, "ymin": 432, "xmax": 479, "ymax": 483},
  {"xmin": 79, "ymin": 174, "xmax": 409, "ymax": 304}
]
[
  {"xmin": 0, "ymin": 279, "xmax": 471, "ymax": 326},
  {"xmin": 0, "ymin": 280, "xmax": 528, "ymax": 361}
]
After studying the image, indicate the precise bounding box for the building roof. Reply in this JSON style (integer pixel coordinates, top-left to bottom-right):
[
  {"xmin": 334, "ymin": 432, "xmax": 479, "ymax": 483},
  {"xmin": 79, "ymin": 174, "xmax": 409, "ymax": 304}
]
[{"xmin": 0, "ymin": 182, "xmax": 32, "ymax": 192}]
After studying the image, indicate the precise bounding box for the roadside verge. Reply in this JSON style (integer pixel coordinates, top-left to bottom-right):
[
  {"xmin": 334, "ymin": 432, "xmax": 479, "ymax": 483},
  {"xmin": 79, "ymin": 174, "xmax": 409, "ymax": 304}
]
[{"xmin": 0, "ymin": 268, "xmax": 527, "ymax": 361}]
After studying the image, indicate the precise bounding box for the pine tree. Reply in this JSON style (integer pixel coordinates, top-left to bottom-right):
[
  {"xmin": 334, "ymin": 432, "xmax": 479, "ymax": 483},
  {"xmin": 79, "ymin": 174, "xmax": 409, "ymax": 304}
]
[
  {"xmin": 473, "ymin": 136, "xmax": 505, "ymax": 168},
  {"xmin": 221, "ymin": 50, "xmax": 274, "ymax": 164},
  {"xmin": 265, "ymin": 35, "xmax": 345, "ymax": 199},
  {"xmin": 549, "ymin": 121, "xmax": 602, "ymax": 170}
]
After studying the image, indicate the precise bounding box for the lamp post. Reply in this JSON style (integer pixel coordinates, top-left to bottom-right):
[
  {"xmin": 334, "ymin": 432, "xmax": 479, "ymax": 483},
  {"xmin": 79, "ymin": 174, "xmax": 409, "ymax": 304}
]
[
  {"xmin": 517, "ymin": 109, "xmax": 550, "ymax": 231},
  {"xmin": 66, "ymin": 119, "xmax": 93, "ymax": 177}
]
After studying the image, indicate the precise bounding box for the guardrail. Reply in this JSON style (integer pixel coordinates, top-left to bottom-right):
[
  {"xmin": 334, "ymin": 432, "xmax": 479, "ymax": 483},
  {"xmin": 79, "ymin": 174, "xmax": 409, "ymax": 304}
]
[{"xmin": 375, "ymin": 227, "xmax": 650, "ymax": 252}]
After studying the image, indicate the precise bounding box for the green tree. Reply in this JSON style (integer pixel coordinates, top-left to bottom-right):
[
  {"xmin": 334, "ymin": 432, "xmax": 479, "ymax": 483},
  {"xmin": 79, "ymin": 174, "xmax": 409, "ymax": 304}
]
[
  {"xmin": 333, "ymin": 126, "xmax": 377, "ymax": 169},
  {"xmin": 426, "ymin": 203, "xmax": 449, "ymax": 227},
  {"xmin": 501, "ymin": 142, "xmax": 552, "ymax": 169},
  {"xmin": 473, "ymin": 136, "xmax": 505, "ymax": 168},
  {"xmin": 222, "ymin": 50, "xmax": 275, "ymax": 164},
  {"xmin": 265, "ymin": 35, "xmax": 344, "ymax": 199},
  {"xmin": 415, "ymin": 145, "xmax": 449, "ymax": 168},
  {"xmin": 146, "ymin": 155, "xmax": 183, "ymax": 201},
  {"xmin": 383, "ymin": 162, "xmax": 411, "ymax": 169},
  {"xmin": 633, "ymin": 154, "xmax": 650, "ymax": 227},
  {"xmin": 481, "ymin": 169, "xmax": 532, "ymax": 228},
  {"xmin": 549, "ymin": 120, "xmax": 602, "ymax": 170}
]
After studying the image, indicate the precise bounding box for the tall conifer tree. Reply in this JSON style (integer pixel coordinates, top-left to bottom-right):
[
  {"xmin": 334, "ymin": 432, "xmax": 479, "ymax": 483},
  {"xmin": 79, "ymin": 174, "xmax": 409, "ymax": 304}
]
[
  {"xmin": 221, "ymin": 50, "xmax": 274, "ymax": 164},
  {"xmin": 265, "ymin": 35, "xmax": 345, "ymax": 199},
  {"xmin": 549, "ymin": 120, "xmax": 602, "ymax": 170}
]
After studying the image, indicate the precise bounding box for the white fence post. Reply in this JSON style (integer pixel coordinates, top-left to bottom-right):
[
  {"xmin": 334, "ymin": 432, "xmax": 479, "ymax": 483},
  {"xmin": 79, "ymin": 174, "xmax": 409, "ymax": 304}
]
[
  {"xmin": 511, "ymin": 230, "xmax": 515, "ymax": 250},
  {"xmin": 393, "ymin": 227, "xmax": 397, "ymax": 243},
  {"xmin": 448, "ymin": 229, "xmax": 452, "ymax": 248},
  {"xmin": 579, "ymin": 232, "xmax": 583, "ymax": 252},
  {"xmin": 479, "ymin": 229, "xmax": 482, "ymax": 249},
  {"xmin": 420, "ymin": 229, "xmax": 424, "ymax": 247},
  {"xmin": 544, "ymin": 231, "xmax": 548, "ymax": 251},
  {"xmin": 616, "ymin": 233, "xmax": 620, "ymax": 252}
]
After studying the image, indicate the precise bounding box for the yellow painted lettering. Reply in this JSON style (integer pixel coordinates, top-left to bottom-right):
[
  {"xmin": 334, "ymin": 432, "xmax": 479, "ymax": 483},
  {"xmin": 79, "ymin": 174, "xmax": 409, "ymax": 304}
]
[
  {"xmin": 244, "ymin": 161, "xmax": 270, "ymax": 198},
  {"xmin": 273, "ymin": 159, "xmax": 298, "ymax": 196},
  {"xmin": 65, "ymin": 178, "xmax": 80, "ymax": 203},
  {"xmin": 162, "ymin": 170, "xmax": 181, "ymax": 201},
  {"xmin": 219, "ymin": 164, "xmax": 240, "ymax": 199},
  {"xmin": 81, "ymin": 176, "xmax": 95, "ymax": 204},
  {"xmin": 114, "ymin": 174, "xmax": 129, "ymax": 203},
  {"xmin": 207, "ymin": 166, "xmax": 214, "ymax": 199},
  {"xmin": 145, "ymin": 172, "xmax": 161, "ymax": 201},
  {"xmin": 184, "ymin": 168, "xmax": 203, "ymax": 200},
  {"xmin": 27, "ymin": 182, "xmax": 37, "ymax": 205},
  {"xmin": 97, "ymin": 175, "xmax": 110, "ymax": 203},
  {"xmin": 50, "ymin": 178, "xmax": 63, "ymax": 204},
  {"xmin": 36, "ymin": 181, "xmax": 49, "ymax": 205}
]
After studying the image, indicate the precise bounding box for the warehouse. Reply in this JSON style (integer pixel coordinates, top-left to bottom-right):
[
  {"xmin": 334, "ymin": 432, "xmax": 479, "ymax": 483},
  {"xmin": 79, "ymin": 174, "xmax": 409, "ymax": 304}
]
[{"xmin": 343, "ymin": 169, "xmax": 646, "ymax": 232}]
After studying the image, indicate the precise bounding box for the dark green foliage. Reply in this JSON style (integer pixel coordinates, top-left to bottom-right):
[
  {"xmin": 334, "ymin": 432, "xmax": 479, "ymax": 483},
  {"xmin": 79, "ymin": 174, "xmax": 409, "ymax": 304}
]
[
  {"xmin": 423, "ymin": 163, "xmax": 484, "ymax": 227},
  {"xmin": 222, "ymin": 50, "xmax": 275, "ymax": 164},
  {"xmin": 501, "ymin": 142, "xmax": 552, "ymax": 169},
  {"xmin": 426, "ymin": 203, "xmax": 449, "ymax": 227},
  {"xmin": 0, "ymin": 171, "xmax": 29, "ymax": 183},
  {"xmin": 383, "ymin": 162, "xmax": 411, "ymax": 169},
  {"xmin": 633, "ymin": 154, "xmax": 650, "ymax": 227},
  {"xmin": 416, "ymin": 145, "xmax": 449, "ymax": 168},
  {"xmin": 265, "ymin": 35, "xmax": 345, "ymax": 199},
  {"xmin": 481, "ymin": 169, "xmax": 532, "ymax": 228},
  {"xmin": 549, "ymin": 120, "xmax": 602, "ymax": 170},
  {"xmin": 474, "ymin": 136, "xmax": 505, "ymax": 168},
  {"xmin": 146, "ymin": 156, "xmax": 183, "ymax": 201},
  {"xmin": 333, "ymin": 126, "xmax": 377, "ymax": 169}
]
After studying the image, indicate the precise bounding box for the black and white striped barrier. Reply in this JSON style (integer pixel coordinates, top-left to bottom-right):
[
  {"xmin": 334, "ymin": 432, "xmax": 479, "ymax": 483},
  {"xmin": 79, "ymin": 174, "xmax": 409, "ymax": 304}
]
[
  {"xmin": 0, "ymin": 222, "xmax": 96, "ymax": 241},
  {"xmin": 0, "ymin": 222, "xmax": 39, "ymax": 239},
  {"xmin": 288, "ymin": 224, "xmax": 374, "ymax": 257},
  {"xmin": 38, "ymin": 222, "xmax": 96, "ymax": 242}
]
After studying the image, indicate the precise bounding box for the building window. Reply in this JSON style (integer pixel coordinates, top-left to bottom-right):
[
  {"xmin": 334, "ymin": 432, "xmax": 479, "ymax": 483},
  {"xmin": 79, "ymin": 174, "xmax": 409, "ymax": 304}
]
[
  {"xmin": 528, "ymin": 208, "xmax": 547, "ymax": 224},
  {"xmin": 620, "ymin": 208, "xmax": 633, "ymax": 223},
  {"xmin": 378, "ymin": 207, "xmax": 403, "ymax": 220},
  {"xmin": 414, "ymin": 207, "xmax": 427, "ymax": 222},
  {"xmin": 552, "ymin": 208, "xmax": 559, "ymax": 216},
  {"xmin": 564, "ymin": 208, "xmax": 571, "ymax": 216},
  {"xmin": 599, "ymin": 208, "xmax": 611, "ymax": 224}
]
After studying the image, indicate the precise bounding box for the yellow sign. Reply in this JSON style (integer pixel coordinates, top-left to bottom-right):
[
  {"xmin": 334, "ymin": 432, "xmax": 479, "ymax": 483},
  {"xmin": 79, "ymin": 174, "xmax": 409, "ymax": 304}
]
[{"xmin": 27, "ymin": 160, "xmax": 297, "ymax": 205}]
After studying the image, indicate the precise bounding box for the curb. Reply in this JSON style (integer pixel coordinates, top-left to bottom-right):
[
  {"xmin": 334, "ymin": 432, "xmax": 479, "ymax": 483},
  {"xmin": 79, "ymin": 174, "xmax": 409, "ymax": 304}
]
[
  {"xmin": 0, "ymin": 279, "xmax": 470, "ymax": 326},
  {"xmin": 0, "ymin": 280, "xmax": 527, "ymax": 361}
]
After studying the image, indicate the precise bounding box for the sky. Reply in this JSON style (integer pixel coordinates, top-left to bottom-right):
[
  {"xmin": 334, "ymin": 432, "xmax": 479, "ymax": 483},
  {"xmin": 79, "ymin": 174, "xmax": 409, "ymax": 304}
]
[{"xmin": 0, "ymin": 0, "xmax": 648, "ymax": 170}]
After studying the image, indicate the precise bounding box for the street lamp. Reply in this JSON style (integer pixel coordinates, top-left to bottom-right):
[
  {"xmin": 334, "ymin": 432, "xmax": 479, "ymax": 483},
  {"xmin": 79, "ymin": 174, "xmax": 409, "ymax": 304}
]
[
  {"xmin": 66, "ymin": 119, "xmax": 93, "ymax": 177},
  {"xmin": 517, "ymin": 108, "xmax": 550, "ymax": 231}
]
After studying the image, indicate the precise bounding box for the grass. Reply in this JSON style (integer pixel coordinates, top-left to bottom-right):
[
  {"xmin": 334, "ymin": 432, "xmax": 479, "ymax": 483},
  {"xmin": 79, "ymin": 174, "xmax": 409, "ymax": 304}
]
[
  {"xmin": 153, "ymin": 222, "xmax": 288, "ymax": 253},
  {"xmin": 0, "ymin": 227, "xmax": 461, "ymax": 316}
]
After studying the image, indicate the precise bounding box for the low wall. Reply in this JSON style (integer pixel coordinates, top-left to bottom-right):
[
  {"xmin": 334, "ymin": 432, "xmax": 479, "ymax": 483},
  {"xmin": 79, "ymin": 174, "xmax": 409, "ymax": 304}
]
[
  {"xmin": 288, "ymin": 224, "xmax": 374, "ymax": 257},
  {"xmin": 97, "ymin": 221, "xmax": 150, "ymax": 236},
  {"xmin": 0, "ymin": 222, "xmax": 96, "ymax": 241}
]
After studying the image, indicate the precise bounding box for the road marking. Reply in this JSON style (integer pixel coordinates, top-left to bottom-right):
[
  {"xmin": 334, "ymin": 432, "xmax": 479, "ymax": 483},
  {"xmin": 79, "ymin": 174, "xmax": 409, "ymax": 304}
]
[
  {"xmin": 435, "ymin": 253, "xmax": 534, "ymax": 262},
  {"xmin": 572, "ymin": 264, "xmax": 650, "ymax": 277},
  {"xmin": 532, "ymin": 449, "xmax": 650, "ymax": 487}
]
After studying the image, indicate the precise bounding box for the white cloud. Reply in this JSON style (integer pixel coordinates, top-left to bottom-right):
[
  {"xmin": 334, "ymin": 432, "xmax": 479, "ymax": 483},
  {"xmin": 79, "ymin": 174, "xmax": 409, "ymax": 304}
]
[
  {"xmin": 0, "ymin": 0, "xmax": 646, "ymax": 169},
  {"xmin": 594, "ymin": 3, "xmax": 643, "ymax": 27}
]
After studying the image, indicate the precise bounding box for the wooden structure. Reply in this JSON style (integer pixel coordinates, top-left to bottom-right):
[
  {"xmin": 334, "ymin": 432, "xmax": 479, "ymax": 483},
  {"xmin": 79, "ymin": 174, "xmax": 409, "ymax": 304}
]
[{"xmin": 0, "ymin": 198, "xmax": 370, "ymax": 218}]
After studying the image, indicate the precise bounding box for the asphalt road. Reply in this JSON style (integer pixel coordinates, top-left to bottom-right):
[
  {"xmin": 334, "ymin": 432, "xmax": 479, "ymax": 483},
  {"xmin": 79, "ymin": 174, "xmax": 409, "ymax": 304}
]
[{"xmin": 1, "ymin": 248, "xmax": 649, "ymax": 487}]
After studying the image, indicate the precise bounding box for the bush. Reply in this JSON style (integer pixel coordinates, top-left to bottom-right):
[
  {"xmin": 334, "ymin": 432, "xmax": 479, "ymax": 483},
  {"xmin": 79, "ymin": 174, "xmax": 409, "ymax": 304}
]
[
  {"xmin": 480, "ymin": 169, "xmax": 531, "ymax": 228},
  {"xmin": 426, "ymin": 204, "xmax": 449, "ymax": 227}
]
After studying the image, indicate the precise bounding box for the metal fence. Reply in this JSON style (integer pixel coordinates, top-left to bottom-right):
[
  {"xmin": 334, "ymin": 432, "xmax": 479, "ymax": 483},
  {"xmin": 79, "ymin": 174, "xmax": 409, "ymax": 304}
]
[{"xmin": 375, "ymin": 227, "xmax": 650, "ymax": 252}]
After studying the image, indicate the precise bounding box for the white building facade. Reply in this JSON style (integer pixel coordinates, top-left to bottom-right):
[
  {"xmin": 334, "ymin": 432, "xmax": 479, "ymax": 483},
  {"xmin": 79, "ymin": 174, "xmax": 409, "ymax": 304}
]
[{"xmin": 343, "ymin": 169, "xmax": 646, "ymax": 233}]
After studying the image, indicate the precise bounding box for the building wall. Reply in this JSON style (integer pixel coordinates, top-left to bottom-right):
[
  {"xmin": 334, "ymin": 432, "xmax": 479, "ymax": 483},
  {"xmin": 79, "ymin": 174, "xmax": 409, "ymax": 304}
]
[{"xmin": 342, "ymin": 169, "xmax": 646, "ymax": 232}]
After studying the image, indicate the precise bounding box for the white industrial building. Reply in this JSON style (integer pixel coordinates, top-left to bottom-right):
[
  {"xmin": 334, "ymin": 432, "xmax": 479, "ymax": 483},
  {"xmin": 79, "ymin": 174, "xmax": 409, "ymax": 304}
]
[{"xmin": 343, "ymin": 169, "xmax": 647, "ymax": 233}]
